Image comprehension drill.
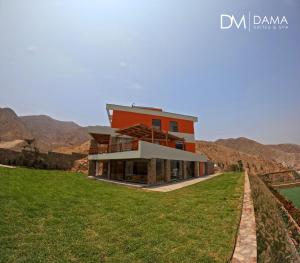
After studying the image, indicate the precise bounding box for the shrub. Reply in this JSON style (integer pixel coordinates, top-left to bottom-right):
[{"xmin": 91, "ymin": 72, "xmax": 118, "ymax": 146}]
[{"xmin": 249, "ymin": 175, "xmax": 299, "ymax": 262}]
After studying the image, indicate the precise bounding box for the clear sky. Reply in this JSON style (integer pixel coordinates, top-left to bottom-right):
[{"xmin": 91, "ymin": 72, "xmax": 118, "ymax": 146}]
[{"xmin": 0, "ymin": 0, "xmax": 299, "ymax": 144}]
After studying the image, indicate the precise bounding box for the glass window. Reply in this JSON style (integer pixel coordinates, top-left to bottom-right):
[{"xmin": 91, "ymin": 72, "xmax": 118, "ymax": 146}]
[
  {"xmin": 175, "ymin": 142, "xmax": 184, "ymax": 150},
  {"xmin": 152, "ymin": 119, "xmax": 161, "ymax": 130},
  {"xmin": 169, "ymin": 121, "xmax": 178, "ymax": 132}
]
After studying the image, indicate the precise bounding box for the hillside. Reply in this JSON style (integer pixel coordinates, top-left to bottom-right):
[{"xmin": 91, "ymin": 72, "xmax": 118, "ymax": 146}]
[
  {"xmin": 0, "ymin": 108, "xmax": 90, "ymax": 152},
  {"xmin": 54, "ymin": 140, "xmax": 90, "ymax": 154},
  {"xmin": 1, "ymin": 107, "xmax": 299, "ymax": 171},
  {"xmin": 0, "ymin": 139, "xmax": 28, "ymax": 152},
  {"xmin": 215, "ymin": 137, "xmax": 300, "ymax": 169},
  {"xmin": 0, "ymin": 108, "xmax": 32, "ymax": 141},
  {"xmin": 20, "ymin": 115, "xmax": 89, "ymax": 152},
  {"xmin": 196, "ymin": 140, "xmax": 284, "ymax": 174},
  {"xmin": 268, "ymin": 144, "xmax": 300, "ymax": 154}
]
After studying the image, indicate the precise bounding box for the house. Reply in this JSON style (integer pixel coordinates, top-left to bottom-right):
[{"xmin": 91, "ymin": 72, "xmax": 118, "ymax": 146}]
[{"xmin": 88, "ymin": 104, "xmax": 211, "ymax": 185}]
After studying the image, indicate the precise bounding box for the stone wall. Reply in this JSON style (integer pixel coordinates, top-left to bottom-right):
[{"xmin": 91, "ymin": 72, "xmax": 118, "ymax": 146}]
[
  {"xmin": 0, "ymin": 148, "xmax": 86, "ymax": 170},
  {"xmin": 232, "ymin": 172, "xmax": 257, "ymax": 263}
]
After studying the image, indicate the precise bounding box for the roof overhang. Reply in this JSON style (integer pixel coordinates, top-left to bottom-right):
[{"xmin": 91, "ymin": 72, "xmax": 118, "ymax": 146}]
[
  {"xmin": 89, "ymin": 140, "xmax": 207, "ymax": 162},
  {"xmin": 106, "ymin": 104, "xmax": 198, "ymax": 122},
  {"xmin": 87, "ymin": 126, "xmax": 118, "ymax": 136}
]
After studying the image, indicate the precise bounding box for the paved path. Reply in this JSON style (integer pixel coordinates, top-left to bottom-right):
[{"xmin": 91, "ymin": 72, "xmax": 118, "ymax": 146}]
[
  {"xmin": 145, "ymin": 172, "xmax": 222, "ymax": 192},
  {"xmin": 232, "ymin": 171, "xmax": 257, "ymax": 263},
  {"xmin": 88, "ymin": 176, "xmax": 146, "ymax": 188},
  {"xmin": 0, "ymin": 164, "xmax": 16, "ymax": 169}
]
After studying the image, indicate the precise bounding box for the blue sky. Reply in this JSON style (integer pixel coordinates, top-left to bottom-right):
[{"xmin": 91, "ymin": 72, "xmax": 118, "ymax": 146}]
[{"xmin": 0, "ymin": 0, "xmax": 299, "ymax": 144}]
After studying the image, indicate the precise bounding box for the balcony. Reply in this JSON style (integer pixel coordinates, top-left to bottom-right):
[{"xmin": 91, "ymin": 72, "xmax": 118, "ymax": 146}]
[
  {"xmin": 88, "ymin": 140, "xmax": 208, "ymax": 162},
  {"xmin": 89, "ymin": 141, "xmax": 139, "ymax": 155}
]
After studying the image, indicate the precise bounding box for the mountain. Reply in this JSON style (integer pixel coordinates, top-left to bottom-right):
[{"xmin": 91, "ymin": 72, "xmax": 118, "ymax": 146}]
[
  {"xmin": 53, "ymin": 140, "xmax": 90, "ymax": 154},
  {"xmin": 268, "ymin": 144, "xmax": 300, "ymax": 154},
  {"xmin": 196, "ymin": 140, "xmax": 284, "ymax": 174},
  {"xmin": 20, "ymin": 115, "xmax": 90, "ymax": 152},
  {"xmin": 214, "ymin": 137, "xmax": 300, "ymax": 170},
  {"xmin": 0, "ymin": 107, "xmax": 33, "ymax": 141},
  {"xmin": 0, "ymin": 107, "xmax": 90, "ymax": 152},
  {"xmin": 1, "ymin": 106, "xmax": 299, "ymax": 171}
]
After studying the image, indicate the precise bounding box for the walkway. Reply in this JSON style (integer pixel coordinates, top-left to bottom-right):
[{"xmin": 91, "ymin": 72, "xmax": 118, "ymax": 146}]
[
  {"xmin": 0, "ymin": 164, "xmax": 16, "ymax": 169},
  {"xmin": 145, "ymin": 172, "xmax": 222, "ymax": 192},
  {"xmin": 88, "ymin": 176, "xmax": 146, "ymax": 188},
  {"xmin": 89, "ymin": 173, "xmax": 223, "ymax": 192},
  {"xmin": 232, "ymin": 171, "xmax": 257, "ymax": 263}
]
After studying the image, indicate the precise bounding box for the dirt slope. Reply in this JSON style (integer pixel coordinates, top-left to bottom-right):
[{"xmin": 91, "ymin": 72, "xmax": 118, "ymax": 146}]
[
  {"xmin": 0, "ymin": 107, "xmax": 89, "ymax": 152},
  {"xmin": 215, "ymin": 137, "xmax": 300, "ymax": 169},
  {"xmin": 54, "ymin": 140, "xmax": 90, "ymax": 154},
  {"xmin": 0, "ymin": 139, "xmax": 28, "ymax": 152},
  {"xmin": 20, "ymin": 115, "xmax": 89, "ymax": 152},
  {"xmin": 196, "ymin": 140, "xmax": 284, "ymax": 174},
  {"xmin": 0, "ymin": 108, "xmax": 32, "ymax": 141}
]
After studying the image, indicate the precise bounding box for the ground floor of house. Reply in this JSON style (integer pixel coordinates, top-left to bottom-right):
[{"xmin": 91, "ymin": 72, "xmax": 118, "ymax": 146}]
[{"xmin": 88, "ymin": 158, "xmax": 214, "ymax": 185}]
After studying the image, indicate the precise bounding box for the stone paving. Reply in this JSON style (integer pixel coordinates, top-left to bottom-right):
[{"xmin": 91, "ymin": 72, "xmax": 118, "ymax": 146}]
[
  {"xmin": 232, "ymin": 171, "xmax": 257, "ymax": 263},
  {"xmin": 88, "ymin": 176, "xmax": 146, "ymax": 188},
  {"xmin": 89, "ymin": 173, "xmax": 223, "ymax": 192},
  {"xmin": 145, "ymin": 172, "xmax": 222, "ymax": 192},
  {"xmin": 0, "ymin": 164, "xmax": 16, "ymax": 169}
]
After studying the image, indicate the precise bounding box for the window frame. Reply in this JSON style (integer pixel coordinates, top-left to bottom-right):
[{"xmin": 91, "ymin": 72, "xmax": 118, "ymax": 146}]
[
  {"xmin": 152, "ymin": 119, "xmax": 162, "ymax": 130},
  {"xmin": 169, "ymin": 121, "xmax": 179, "ymax": 132}
]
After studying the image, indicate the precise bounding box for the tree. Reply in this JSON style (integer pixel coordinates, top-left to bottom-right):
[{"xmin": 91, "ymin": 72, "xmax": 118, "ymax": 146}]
[{"xmin": 237, "ymin": 160, "xmax": 244, "ymax": 172}]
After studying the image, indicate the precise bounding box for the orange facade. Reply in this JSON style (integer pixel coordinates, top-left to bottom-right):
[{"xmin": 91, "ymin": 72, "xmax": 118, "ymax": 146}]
[{"xmin": 111, "ymin": 110, "xmax": 196, "ymax": 153}]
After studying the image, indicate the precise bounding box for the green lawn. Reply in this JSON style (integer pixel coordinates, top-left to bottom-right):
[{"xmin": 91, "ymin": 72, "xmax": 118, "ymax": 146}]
[
  {"xmin": 280, "ymin": 186, "xmax": 300, "ymax": 209},
  {"xmin": 0, "ymin": 167, "xmax": 243, "ymax": 263}
]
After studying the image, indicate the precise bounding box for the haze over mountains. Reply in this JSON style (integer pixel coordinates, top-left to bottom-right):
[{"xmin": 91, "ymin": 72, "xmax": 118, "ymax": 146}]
[{"xmin": 0, "ymin": 107, "xmax": 299, "ymax": 171}]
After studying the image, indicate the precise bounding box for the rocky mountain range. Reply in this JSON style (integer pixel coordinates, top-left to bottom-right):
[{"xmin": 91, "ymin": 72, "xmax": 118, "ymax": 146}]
[
  {"xmin": 0, "ymin": 107, "xmax": 89, "ymax": 152},
  {"xmin": 0, "ymin": 106, "xmax": 299, "ymax": 172},
  {"xmin": 195, "ymin": 141, "xmax": 283, "ymax": 175},
  {"xmin": 215, "ymin": 137, "xmax": 300, "ymax": 170}
]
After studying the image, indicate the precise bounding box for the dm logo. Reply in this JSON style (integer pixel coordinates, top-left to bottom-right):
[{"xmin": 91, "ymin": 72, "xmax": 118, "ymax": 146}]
[{"xmin": 220, "ymin": 14, "xmax": 246, "ymax": 29}]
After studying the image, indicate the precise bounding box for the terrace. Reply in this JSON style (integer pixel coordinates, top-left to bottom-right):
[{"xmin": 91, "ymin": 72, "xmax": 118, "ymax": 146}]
[{"xmin": 89, "ymin": 123, "xmax": 185, "ymax": 155}]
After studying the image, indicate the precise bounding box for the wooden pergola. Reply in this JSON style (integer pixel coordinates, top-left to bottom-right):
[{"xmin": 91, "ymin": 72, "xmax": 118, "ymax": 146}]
[
  {"xmin": 115, "ymin": 123, "xmax": 184, "ymax": 145},
  {"xmin": 90, "ymin": 133, "xmax": 110, "ymax": 144}
]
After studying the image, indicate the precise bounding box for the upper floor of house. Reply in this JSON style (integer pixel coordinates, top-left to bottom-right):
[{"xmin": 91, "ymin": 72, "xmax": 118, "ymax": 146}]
[
  {"xmin": 88, "ymin": 104, "xmax": 198, "ymax": 154},
  {"xmin": 107, "ymin": 104, "xmax": 197, "ymax": 135}
]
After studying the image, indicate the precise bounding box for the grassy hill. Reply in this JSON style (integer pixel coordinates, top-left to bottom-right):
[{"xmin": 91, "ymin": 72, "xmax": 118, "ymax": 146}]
[{"xmin": 0, "ymin": 167, "xmax": 243, "ymax": 263}]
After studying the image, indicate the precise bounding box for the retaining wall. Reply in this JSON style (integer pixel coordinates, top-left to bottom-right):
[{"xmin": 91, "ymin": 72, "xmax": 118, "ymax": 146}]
[{"xmin": 0, "ymin": 148, "xmax": 86, "ymax": 170}]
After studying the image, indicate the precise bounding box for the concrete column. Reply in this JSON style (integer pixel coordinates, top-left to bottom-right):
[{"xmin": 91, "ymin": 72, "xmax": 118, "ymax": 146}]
[
  {"xmin": 147, "ymin": 159, "xmax": 157, "ymax": 185},
  {"xmin": 199, "ymin": 162, "xmax": 205, "ymax": 176},
  {"xmin": 183, "ymin": 161, "xmax": 188, "ymax": 179},
  {"xmin": 88, "ymin": 160, "xmax": 96, "ymax": 176},
  {"xmin": 107, "ymin": 160, "xmax": 111, "ymax": 179},
  {"xmin": 194, "ymin": 162, "xmax": 200, "ymax": 177},
  {"xmin": 164, "ymin": 159, "xmax": 171, "ymax": 183},
  {"xmin": 178, "ymin": 161, "xmax": 183, "ymax": 179},
  {"xmin": 160, "ymin": 159, "xmax": 164, "ymax": 182}
]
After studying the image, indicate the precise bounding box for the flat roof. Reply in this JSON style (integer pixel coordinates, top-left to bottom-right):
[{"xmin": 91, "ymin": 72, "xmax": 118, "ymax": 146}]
[{"xmin": 106, "ymin": 104, "xmax": 198, "ymax": 122}]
